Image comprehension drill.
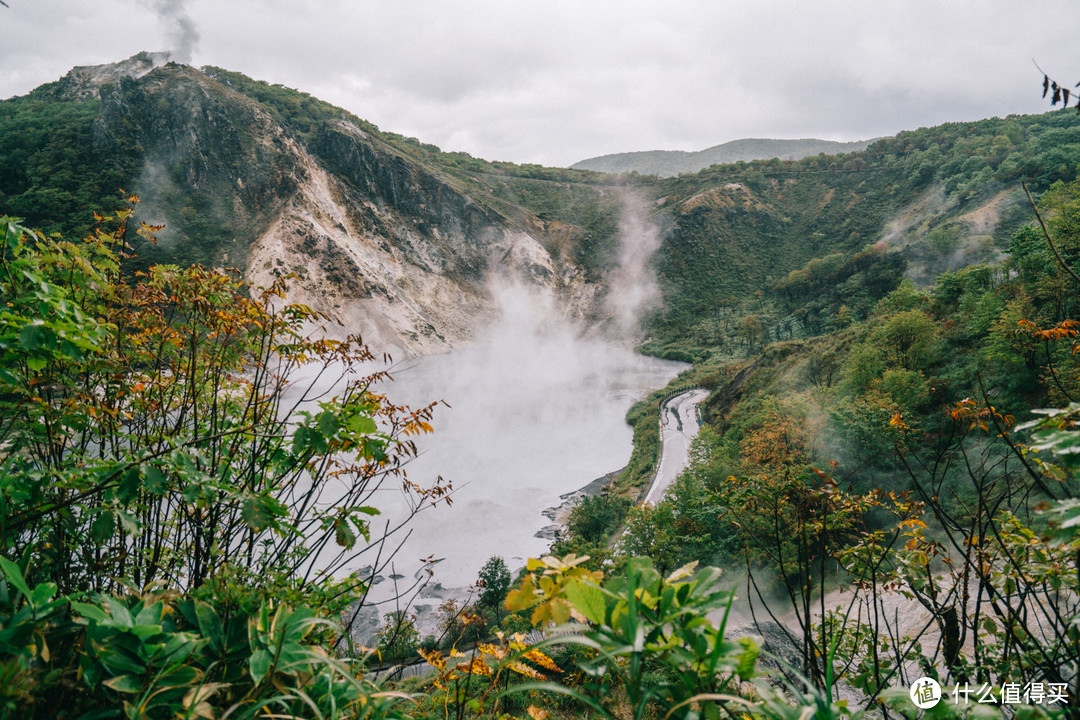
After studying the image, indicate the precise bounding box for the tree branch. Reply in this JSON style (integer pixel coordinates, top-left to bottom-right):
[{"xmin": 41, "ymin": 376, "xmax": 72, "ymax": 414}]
[{"xmin": 1023, "ymin": 181, "xmax": 1080, "ymax": 289}]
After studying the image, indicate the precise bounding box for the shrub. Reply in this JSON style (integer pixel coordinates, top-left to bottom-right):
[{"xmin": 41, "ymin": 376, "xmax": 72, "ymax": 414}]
[
  {"xmin": 566, "ymin": 494, "xmax": 631, "ymax": 544},
  {"xmin": 0, "ymin": 209, "xmax": 447, "ymax": 609}
]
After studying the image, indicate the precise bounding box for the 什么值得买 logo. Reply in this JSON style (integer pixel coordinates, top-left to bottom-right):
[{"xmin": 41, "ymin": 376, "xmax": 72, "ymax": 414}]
[
  {"xmin": 908, "ymin": 678, "xmax": 1070, "ymax": 707},
  {"xmin": 910, "ymin": 677, "xmax": 942, "ymax": 709}
]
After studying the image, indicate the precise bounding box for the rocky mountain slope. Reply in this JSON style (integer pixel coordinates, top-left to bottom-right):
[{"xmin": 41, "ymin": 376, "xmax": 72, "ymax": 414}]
[{"xmin": 8, "ymin": 53, "xmax": 616, "ymax": 357}]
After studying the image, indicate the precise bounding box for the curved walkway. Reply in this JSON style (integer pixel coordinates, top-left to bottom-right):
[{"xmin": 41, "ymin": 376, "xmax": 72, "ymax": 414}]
[{"xmin": 640, "ymin": 388, "xmax": 710, "ymax": 506}]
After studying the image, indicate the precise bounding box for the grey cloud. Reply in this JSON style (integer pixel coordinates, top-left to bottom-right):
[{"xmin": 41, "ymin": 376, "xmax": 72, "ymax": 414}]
[
  {"xmin": 1, "ymin": 0, "xmax": 1078, "ymax": 166},
  {"xmin": 149, "ymin": 0, "xmax": 200, "ymax": 63}
]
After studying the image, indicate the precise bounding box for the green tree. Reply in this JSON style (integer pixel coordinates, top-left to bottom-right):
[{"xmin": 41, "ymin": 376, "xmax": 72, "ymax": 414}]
[
  {"xmin": 620, "ymin": 502, "xmax": 681, "ymax": 576},
  {"xmin": 476, "ymin": 555, "xmax": 511, "ymax": 620},
  {"xmin": 738, "ymin": 314, "xmax": 766, "ymax": 352},
  {"xmin": 566, "ymin": 494, "xmax": 631, "ymax": 544},
  {"xmin": 873, "ymin": 309, "xmax": 940, "ymax": 370}
]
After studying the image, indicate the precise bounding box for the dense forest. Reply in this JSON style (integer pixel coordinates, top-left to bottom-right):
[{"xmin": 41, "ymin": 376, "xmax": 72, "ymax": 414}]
[
  {"xmin": 2, "ymin": 60, "xmax": 1080, "ymax": 719},
  {"xmin": 554, "ymin": 118, "xmax": 1080, "ymax": 718}
]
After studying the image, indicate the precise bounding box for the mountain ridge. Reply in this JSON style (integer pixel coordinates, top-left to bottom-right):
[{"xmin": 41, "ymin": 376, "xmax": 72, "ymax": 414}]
[
  {"xmin": 571, "ymin": 137, "xmax": 879, "ymax": 177},
  {"xmin": 5, "ymin": 54, "xmax": 1080, "ymax": 365}
]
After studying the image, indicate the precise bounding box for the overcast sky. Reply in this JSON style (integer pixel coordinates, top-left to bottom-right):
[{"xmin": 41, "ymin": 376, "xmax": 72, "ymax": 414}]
[{"xmin": 1, "ymin": 1, "xmax": 1077, "ymax": 167}]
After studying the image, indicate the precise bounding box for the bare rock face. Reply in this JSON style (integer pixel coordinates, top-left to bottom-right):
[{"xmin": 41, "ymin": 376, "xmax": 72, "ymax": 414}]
[
  {"xmin": 244, "ymin": 145, "xmax": 493, "ymax": 356},
  {"xmin": 60, "ymin": 51, "xmax": 174, "ymax": 100},
  {"xmin": 61, "ymin": 55, "xmax": 605, "ymax": 357}
]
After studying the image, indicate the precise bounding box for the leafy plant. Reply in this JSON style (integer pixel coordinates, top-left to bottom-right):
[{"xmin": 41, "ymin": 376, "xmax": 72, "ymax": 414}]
[
  {"xmin": 0, "ymin": 208, "xmax": 447, "ymax": 717},
  {"xmin": 0, "ymin": 209, "xmax": 448, "ymax": 611},
  {"xmin": 506, "ymin": 555, "xmax": 762, "ymax": 720}
]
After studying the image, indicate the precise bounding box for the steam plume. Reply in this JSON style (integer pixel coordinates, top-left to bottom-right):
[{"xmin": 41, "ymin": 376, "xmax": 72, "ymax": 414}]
[
  {"xmin": 605, "ymin": 191, "xmax": 663, "ymax": 337},
  {"xmin": 152, "ymin": 0, "xmax": 200, "ymax": 63}
]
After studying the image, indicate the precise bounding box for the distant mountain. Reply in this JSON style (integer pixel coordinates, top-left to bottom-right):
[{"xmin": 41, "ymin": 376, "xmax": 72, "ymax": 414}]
[{"xmin": 571, "ymin": 138, "xmax": 878, "ymax": 177}]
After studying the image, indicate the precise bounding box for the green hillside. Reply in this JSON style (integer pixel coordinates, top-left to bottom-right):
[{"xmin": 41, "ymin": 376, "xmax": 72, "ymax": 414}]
[
  {"xmin": 631, "ymin": 110, "xmax": 1080, "ymax": 359},
  {"xmin": 3, "ymin": 60, "xmax": 1078, "ymax": 337}
]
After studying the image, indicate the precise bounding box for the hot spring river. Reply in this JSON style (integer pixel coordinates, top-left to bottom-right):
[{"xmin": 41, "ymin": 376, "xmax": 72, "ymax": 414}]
[
  {"xmin": 285, "ymin": 276, "xmax": 687, "ymax": 633},
  {"xmin": 361, "ymin": 337, "xmax": 685, "ymax": 608}
]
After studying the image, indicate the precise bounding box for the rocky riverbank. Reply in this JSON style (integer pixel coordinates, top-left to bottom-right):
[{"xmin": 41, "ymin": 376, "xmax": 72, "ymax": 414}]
[{"xmin": 534, "ymin": 466, "xmax": 626, "ymax": 541}]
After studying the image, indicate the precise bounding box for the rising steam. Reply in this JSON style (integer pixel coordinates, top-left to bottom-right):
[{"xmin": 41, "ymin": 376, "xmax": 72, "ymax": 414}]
[
  {"xmin": 605, "ymin": 191, "xmax": 664, "ymax": 338},
  {"xmin": 151, "ymin": 0, "xmax": 200, "ymax": 63},
  {"xmin": 362, "ymin": 272, "xmax": 683, "ymax": 609}
]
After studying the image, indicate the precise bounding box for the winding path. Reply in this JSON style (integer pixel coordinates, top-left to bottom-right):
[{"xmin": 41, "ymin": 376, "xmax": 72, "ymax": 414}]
[{"xmin": 640, "ymin": 388, "xmax": 710, "ymax": 506}]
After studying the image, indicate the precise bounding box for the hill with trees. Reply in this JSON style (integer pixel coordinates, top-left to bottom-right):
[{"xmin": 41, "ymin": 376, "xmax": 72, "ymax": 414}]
[
  {"xmin": 554, "ymin": 116, "xmax": 1080, "ymax": 716},
  {"xmin": 0, "ymin": 54, "xmax": 624, "ymax": 356},
  {"xmin": 5, "ymin": 53, "xmax": 1079, "ymax": 359}
]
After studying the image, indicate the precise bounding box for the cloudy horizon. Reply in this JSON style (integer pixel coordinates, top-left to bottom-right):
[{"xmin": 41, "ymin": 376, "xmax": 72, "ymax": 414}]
[{"xmin": 1, "ymin": 1, "xmax": 1077, "ymax": 168}]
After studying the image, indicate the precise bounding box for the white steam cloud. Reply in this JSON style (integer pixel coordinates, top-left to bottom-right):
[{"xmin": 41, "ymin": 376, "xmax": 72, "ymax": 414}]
[
  {"xmin": 361, "ymin": 200, "xmax": 677, "ymax": 601},
  {"xmin": 365, "ymin": 273, "xmax": 684, "ymax": 609},
  {"xmin": 151, "ymin": 0, "xmax": 200, "ymax": 63},
  {"xmin": 290, "ymin": 194, "xmax": 676, "ymax": 637},
  {"xmin": 605, "ymin": 191, "xmax": 663, "ymax": 338}
]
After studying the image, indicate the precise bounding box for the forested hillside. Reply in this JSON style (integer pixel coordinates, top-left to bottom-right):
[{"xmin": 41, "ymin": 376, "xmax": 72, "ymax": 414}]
[
  {"xmin": 0, "ymin": 55, "xmax": 626, "ymax": 355},
  {"xmin": 554, "ymin": 115, "xmax": 1080, "ymax": 714},
  {"xmin": 633, "ymin": 110, "xmax": 1080, "ymax": 359},
  {"xmin": 5, "ymin": 57, "xmax": 1080, "ymax": 358}
]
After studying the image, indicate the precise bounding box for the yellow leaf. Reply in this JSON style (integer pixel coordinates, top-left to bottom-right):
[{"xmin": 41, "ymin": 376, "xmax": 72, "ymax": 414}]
[
  {"xmin": 478, "ymin": 642, "xmax": 507, "ymax": 660},
  {"xmin": 509, "ymin": 661, "xmax": 545, "ymax": 679},
  {"xmin": 531, "ymin": 603, "xmax": 551, "ymax": 627},
  {"xmin": 549, "ymin": 598, "xmax": 571, "ymax": 624},
  {"xmin": 524, "ymin": 649, "xmax": 562, "ymax": 673},
  {"xmin": 458, "ymin": 657, "xmax": 491, "ymax": 676},
  {"xmin": 418, "ymin": 647, "xmax": 446, "ymax": 670},
  {"xmin": 183, "ymin": 683, "xmax": 229, "ymax": 719},
  {"xmin": 505, "ymin": 587, "xmax": 535, "ymax": 612},
  {"xmin": 665, "ymin": 560, "xmax": 699, "ymax": 583}
]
